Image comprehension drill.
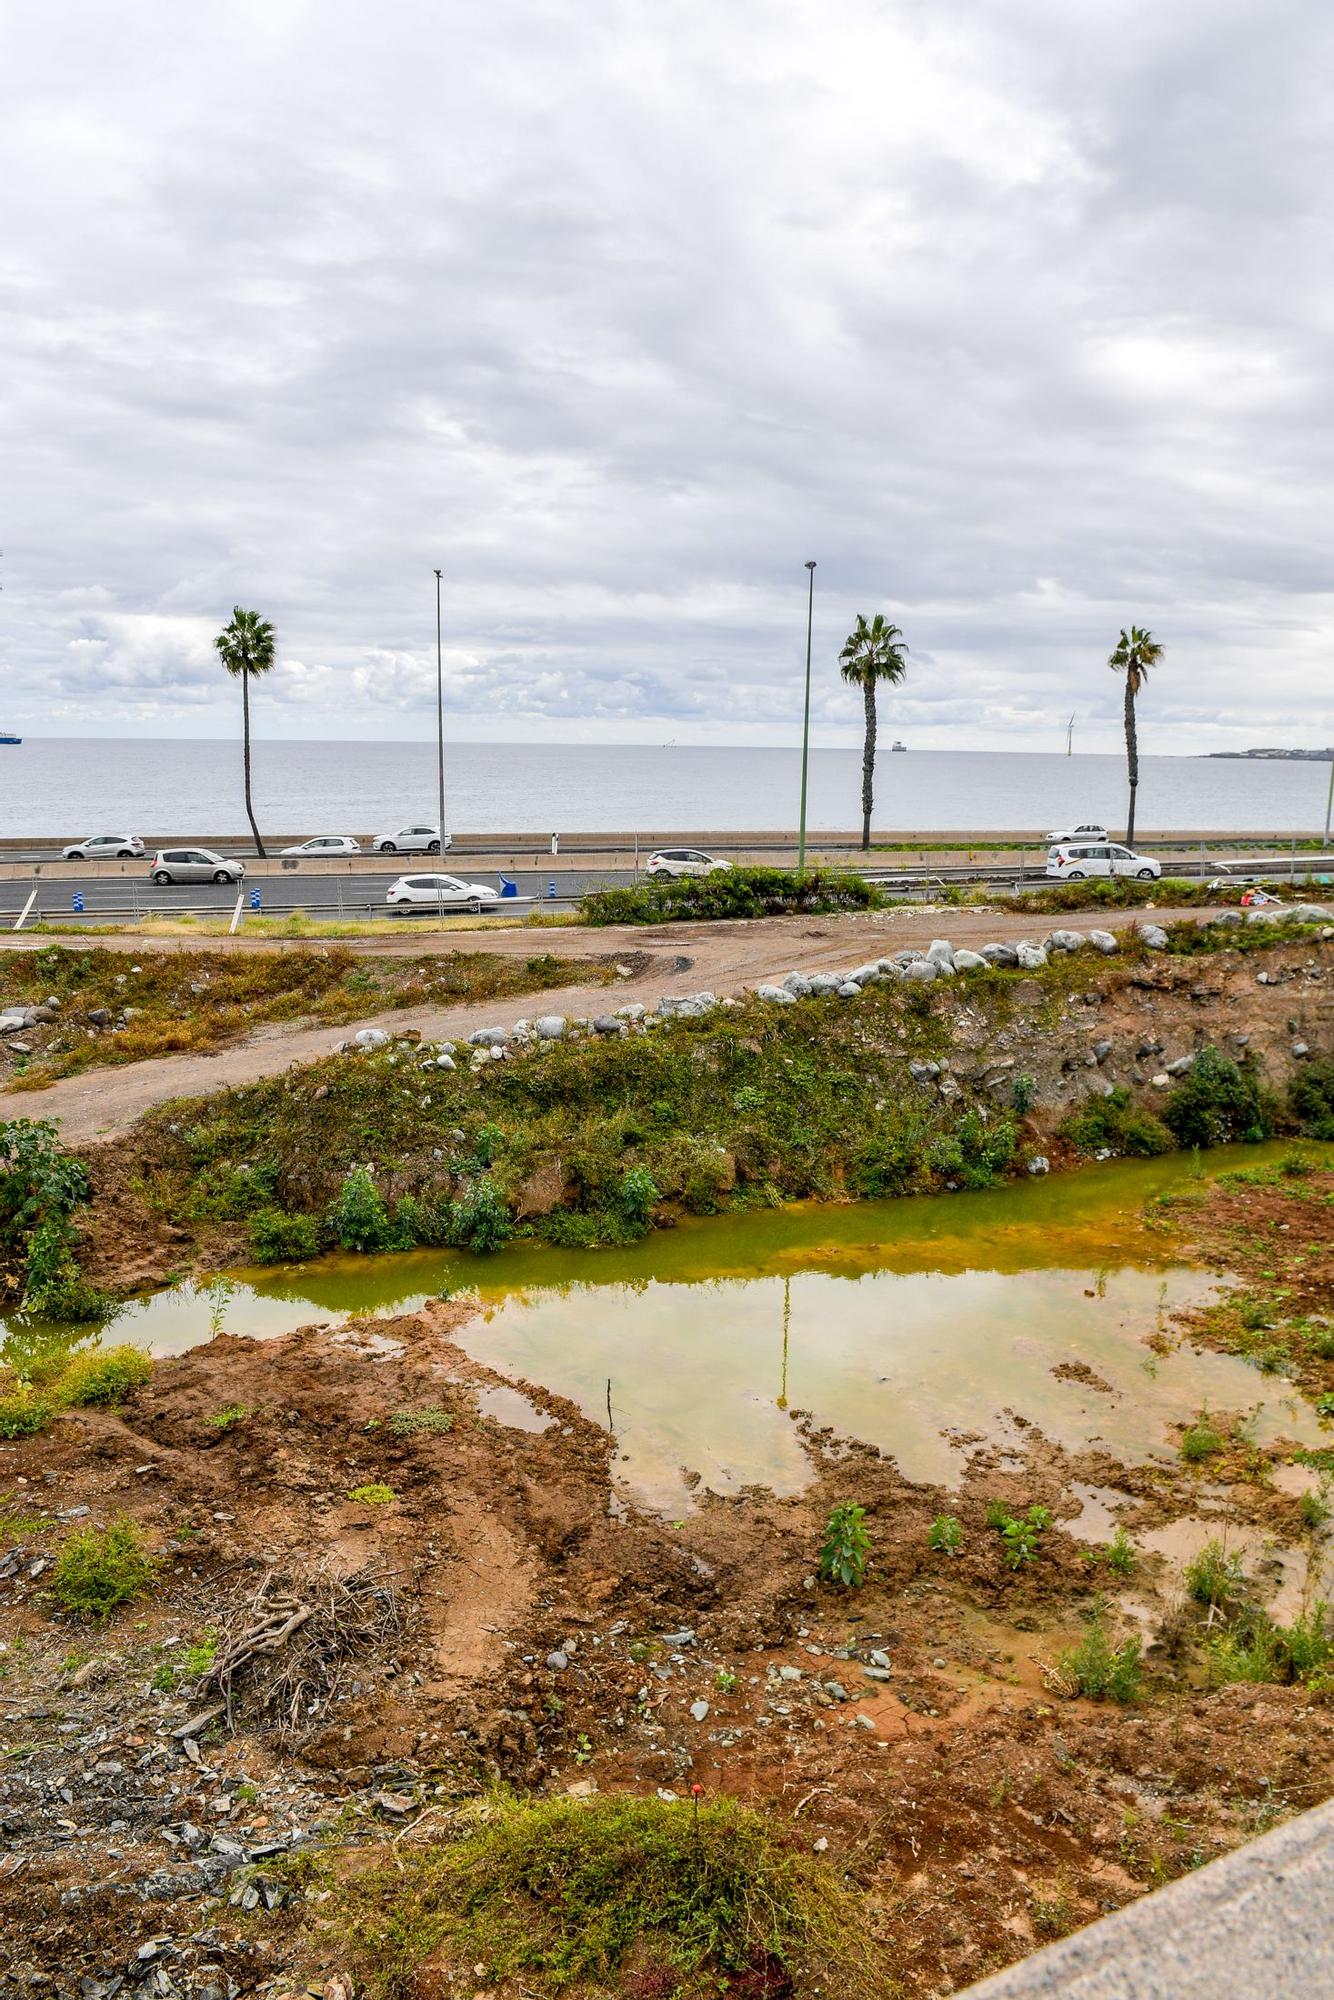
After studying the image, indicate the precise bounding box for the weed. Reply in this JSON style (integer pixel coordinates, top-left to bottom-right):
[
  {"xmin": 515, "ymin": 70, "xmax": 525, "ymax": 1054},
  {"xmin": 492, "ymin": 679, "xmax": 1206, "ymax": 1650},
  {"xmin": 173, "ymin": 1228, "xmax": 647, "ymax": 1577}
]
[
  {"xmin": 1289, "ymin": 1057, "xmax": 1334, "ymax": 1141},
  {"xmin": 715, "ymin": 1667, "xmax": 738, "ymax": 1694},
  {"xmin": 347, "ymin": 1483, "xmax": 396, "ymax": 1505},
  {"xmin": 249, "ymin": 1208, "xmax": 322, "ymax": 1263},
  {"xmin": 986, "ymin": 1502, "xmax": 1052, "ymax": 1568},
  {"xmin": 1062, "ymin": 1087, "xmax": 1173, "ymax": 1159},
  {"xmin": 330, "ymin": 1792, "xmax": 881, "ymax": 1999},
  {"xmin": 582, "ymin": 866, "xmax": 884, "ymax": 926},
  {"xmin": 819, "ymin": 1502, "xmax": 871, "ymax": 1587},
  {"xmin": 572, "ymin": 1732, "xmax": 594, "ymax": 1765},
  {"xmin": 1104, "ymin": 1527, "xmax": 1138, "ymax": 1578},
  {"xmin": 928, "ymin": 1515, "xmax": 964, "ymax": 1555},
  {"xmin": 0, "ymin": 1385, "xmax": 52, "ymax": 1439},
  {"xmin": 1180, "ymin": 1406, "xmax": 1227, "ymax": 1464},
  {"xmin": 1162, "ymin": 1047, "xmax": 1275, "ymax": 1150},
  {"xmin": 50, "ymin": 1518, "xmax": 155, "ymax": 1620},
  {"xmin": 329, "ymin": 1168, "xmax": 397, "ymax": 1253},
  {"xmin": 445, "ymin": 1177, "xmax": 512, "ymax": 1255},
  {"xmin": 56, "ymin": 1345, "xmax": 151, "ymax": 1407},
  {"xmin": 204, "ymin": 1404, "xmax": 249, "ymax": 1432},
  {"xmin": 1206, "ymin": 1605, "xmax": 1332, "ymax": 1687},
  {"xmin": 1059, "ymin": 1607, "xmax": 1143, "ymax": 1702},
  {"xmin": 386, "ymin": 1407, "xmax": 454, "ymax": 1437},
  {"xmin": 1299, "ymin": 1479, "xmax": 1332, "ymax": 1532},
  {"xmin": 1011, "ymin": 1073, "xmax": 1037, "ymax": 1115},
  {"xmin": 1184, "ymin": 1539, "xmax": 1246, "ymax": 1610}
]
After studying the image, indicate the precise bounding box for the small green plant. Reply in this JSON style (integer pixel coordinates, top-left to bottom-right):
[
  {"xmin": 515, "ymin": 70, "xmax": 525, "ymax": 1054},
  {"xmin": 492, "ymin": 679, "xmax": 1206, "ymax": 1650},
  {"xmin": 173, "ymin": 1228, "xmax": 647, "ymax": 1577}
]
[
  {"xmin": 1061, "ymin": 1086, "xmax": 1173, "ymax": 1159},
  {"xmin": 1104, "ymin": 1527, "xmax": 1138, "ymax": 1578},
  {"xmin": 0, "ymin": 1384, "xmax": 52, "ymax": 1439},
  {"xmin": 1060, "ymin": 1607, "xmax": 1142, "ymax": 1702},
  {"xmin": 1205, "ymin": 1606, "xmax": 1332, "ymax": 1687},
  {"xmin": 1184, "ymin": 1538, "xmax": 1246, "ymax": 1610},
  {"xmin": 928, "ymin": 1514, "xmax": 964, "ymax": 1555},
  {"xmin": 204, "ymin": 1404, "xmax": 249, "ymax": 1432},
  {"xmin": 1011, "ymin": 1074, "xmax": 1037, "ymax": 1115},
  {"xmin": 1180, "ymin": 1406, "xmax": 1227, "ymax": 1464},
  {"xmin": 50, "ymin": 1518, "xmax": 155, "ymax": 1620},
  {"xmin": 1299, "ymin": 1478, "xmax": 1332, "ymax": 1532},
  {"xmin": 1289, "ymin": 1056, "xmax": 1334, "ymax": 1140},
  {"xmin": 447, "ymin": 1177, "xmax": 512, "ymax": 1255},
  {"xmin": 715, "ymin": 1667, "xmax": 738, "ymax": 1694},
  {"xmin": 819, "ymin": 1502, "xmax": 871, "ymax": 1588},
  {"xmin": 986, "ymin": 1501, "xmax": 1052, "ymax": 1568},
  {"xmin": 328, "ymin": 1166, "xmax": 397, "ymax": 1254},
  {"xmin": 347, "ymin": 1482, "xmax": 396, "ymax": 1505},
  {"xmin": 387, "ymin": 1406, "xmax": 455, "ymax": 1437},
  {"xmin": 56, "ymin": 1345, "xmax": 151, "ymax": 1408},
  {"xmin": 572, "ymin": 1732, "xmax": 594, "ymax": 1765},
  {"xmin": 249, "ymin": 1208, "xmax": 321, "ymax": 1263},
  {"xmin": 616, "ymin": 1167, "xmax": 660, "ymax": 1237}
]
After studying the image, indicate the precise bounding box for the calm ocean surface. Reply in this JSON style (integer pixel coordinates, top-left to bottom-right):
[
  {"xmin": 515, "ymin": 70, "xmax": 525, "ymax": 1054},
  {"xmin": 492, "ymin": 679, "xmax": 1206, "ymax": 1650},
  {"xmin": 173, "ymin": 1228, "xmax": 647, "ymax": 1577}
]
[{"xmin": 0, "ymin": 739, "xmax": 1327, "ymax": 838}]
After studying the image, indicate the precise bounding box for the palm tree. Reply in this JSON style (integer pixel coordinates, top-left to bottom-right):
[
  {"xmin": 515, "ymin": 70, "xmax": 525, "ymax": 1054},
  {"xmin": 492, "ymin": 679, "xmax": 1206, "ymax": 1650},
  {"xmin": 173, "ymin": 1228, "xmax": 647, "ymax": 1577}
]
[
  {"xmin": 839, "ymin": 614, "xmax": 909, "ymax": 850},
  {"xmin": 1107, "ymin": 625, "xmax": 1163, "ymax": 845},
  {"xmin": 214, "ymin": 607, "xmax": 275, "ymax": 857}
]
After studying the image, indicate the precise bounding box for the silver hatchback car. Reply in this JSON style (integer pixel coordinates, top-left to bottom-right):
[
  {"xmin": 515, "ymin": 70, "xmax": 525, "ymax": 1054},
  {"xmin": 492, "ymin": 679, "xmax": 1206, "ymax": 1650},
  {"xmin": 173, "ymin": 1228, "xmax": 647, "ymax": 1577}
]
[{"xmin": 149, "ymin": 847, "xmax": 247, "ymax": 885}]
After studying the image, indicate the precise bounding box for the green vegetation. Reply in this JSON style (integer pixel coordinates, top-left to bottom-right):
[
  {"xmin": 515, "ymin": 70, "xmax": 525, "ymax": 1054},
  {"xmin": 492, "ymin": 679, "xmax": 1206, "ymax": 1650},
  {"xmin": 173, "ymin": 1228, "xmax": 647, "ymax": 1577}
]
[
  {"xmin": 1205, "ymin": 1605, "xmax": 1333, "ymax": 1688},
  {"xmin": 387, "ymin": 1406, "xmax": 454, "ymax": 1438},
  {"xmin": 819, "ymin": 1502, "xmax": 871, "ymax": 1587},
  {"xmin": 1060, "ymin": 1610, "xmax": 1143, "ymax": 1702},
  {"xmin": 204, "ymin": 1404, "xmax": 249, "ymax": 1432},
  {"xmin": 1107, "ymin": 623, "xmax": 1164, "ymax": 847},
  {"xmin": 1162, "ymin": 1048, "xmax": 1276, "ymax": 1150},
  {"xmin": 56, "ymin": 1344, "xmax": 152, "ymax": 1407},
  {"xmin": 50, "ymin": 1518, "xmax": 155, "ymax": 1620},
  {"xmin": 214, "ymin": 604, "xmax": 276, "ymax": 855},
  {"xmin": 1104, "ymin": 1527, "xmax": 1138, "ymax": 1578},
  {"xmin": 0, "ymin": 1336, "xmax": 151, "ymax": 1442},
  {"xmin": 249, "ymin": 1208, "xmax": 321, "ymax": 1263},
  {"xmin": 986, "ymin": 1501, "xmax": 1052, "ymax": 1568},
  {"xmin": 1180, "ymin": 1408, "xmax": 1227, "ymax": 1465},
  {"xmin": 928, "ymin": 1514, "xmax": 964, "ymax": 1555},
  {"xmin": 332, "ymin": 1793, "xmax": 879, "ymax": 2000},
  {"xmin": 347, "ymin": 1483, "xmax": 396, "ymax": 1505},
  {"xmin": 839, "ymin": 612, "xmax": 910, "ymax": 851},
  {"xmin": 2, "ymin": 942, "xmax": 611, "ymax": 1087},
  {"xmin": 1184, "ymin": 1539, "xmax": 1246, "ymax": 1610},
  {"xmin": 0, "ymin": 1384, "xmax": 52, "ymax": 1439},
  {"xmin": 1062, "ymin": 1086, "xmax": 1173, "ymax": 1159},
  {"xmin": 0, "ymin": 1117, "xmax": 110, "ymax": 1321},
  {"xmin": 1289, "ymin": 1058, "xmax": 1334, "ymax": 1141},
  {"xmin": 581, "ymin": 866, "xmax": 883, "ymax": 926}
]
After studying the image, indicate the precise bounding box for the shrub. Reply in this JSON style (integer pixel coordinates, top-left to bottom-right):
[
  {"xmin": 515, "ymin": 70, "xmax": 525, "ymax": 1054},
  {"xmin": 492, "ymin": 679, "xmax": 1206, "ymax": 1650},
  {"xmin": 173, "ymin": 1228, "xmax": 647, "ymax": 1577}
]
[
  {"xmin": 0, "ymin": 1120, "xmax": 107, "ymax": 1322},
  {"xmin": 51, "ymin": 1518, "xmax": 155, "ymax": 1620},
  {"xmin": 331, "ymin": 1792, "xmax": 878, "ymax": 1999},
  {"xmin": 0, "ymin": 1384, "xmax": 52, "ymax": 1439},
  {"xmin": 56, "ymin": 1345, "xmax": 151, "ymax": 1407},
  {"xmin": 928, "ymin": 1110, "xmax": 1018, "ymax": 1190},
  {"xmin": 1206, "ymin": 1606, "xmax": 1332, "ymax": 1687},
  {"xmin": 819, "ymin": 1502, "xmax": 871, "ymax": 1587},
  {"xmin": 1184, "ymin": 1538, "xmax": 1246, "ymax": 1609},
  {"xmin": 328, "ymin": 1167, "xmax": 397, "ymax": 1253},
  {"xmin": 448, "ymin": 1178, "xmax": 512, "ymax": 1254},
  {"xmin": 1180, "ymin": 1407, "xmax": 1227, "ymax": 1463},
  {"xmin": 616, "ymin": 1167, "xmax": 659, "ymax": 1236},
  {"xmin": 987, "ymin": 1502, "xmax": 1052, "ymax": 1568},
  {"xmin": 1162, "ymin": 1047, "xmax": 1275, "ymax": 1150},
  {"xmin": 1104, "ymin": 1527, "xmax": 1138, "ymax": 1577},
  {"xmin": 1011, "ymin": 1073, "xmax": 1037, "ymax": 1115},
  {"xmin": 249, "ymin": 1207, "xmax": 322, "ymax": 1263},
  {"xmin": 928, "ymin": 1515, "xmax": 964, "ymax": 1555},
  {"xmin": 582, "ymin": 867, "xmax": 883, "ymax": 927},
  {"xmin": 1289, "ymin": 1058, "xmax": 1334, "ymax": 1141},
  {"xmin": 1061, "ymin": 1087, "xmax": 1173, "ymax": 1159},
  {"xmin": 1060, "ymin": 1610, "xmax": 1142, "ymax": 1702}
]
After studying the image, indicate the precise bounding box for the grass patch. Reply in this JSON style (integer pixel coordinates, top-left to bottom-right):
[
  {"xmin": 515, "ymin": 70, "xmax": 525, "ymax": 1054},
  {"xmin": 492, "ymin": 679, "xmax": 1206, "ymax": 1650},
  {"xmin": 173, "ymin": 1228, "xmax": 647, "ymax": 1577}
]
[
  {"xmin": 386, "ymin": 1407, "xmax": 454, "ymax": 1437},
  {"xmin": 50, "ymin": 1517, "xmax": 155, "ymax": 1620},
  {"xmin": 1059, "ymin": 1605, "xmax": 1142, "ymax": 1701},
  {"xmin": 204, "ymin": 1403, "xmax": 249, "ymax": 1432},
  {"xmin": 55, "ymin": 1344, "xmax": 151, "ymax": 1407},
  {"xmin": 347, "ymin": 1483, "xmax": 396, "ymax": 1505},
  {"xmin": 1062, "ymin": 1086, "xmax": 1173, "ymax": 1159},
  {"xmin": 582, "ymin": 866, "xmax": 884, "ymax": 925},
  {"xmin": 332, "ymin": 1792, "xmax": 882, "ymax": 1999},
  {"xmin": 1180, "ymin": 1408, "xmax": 1228, "ymax": 1464}
]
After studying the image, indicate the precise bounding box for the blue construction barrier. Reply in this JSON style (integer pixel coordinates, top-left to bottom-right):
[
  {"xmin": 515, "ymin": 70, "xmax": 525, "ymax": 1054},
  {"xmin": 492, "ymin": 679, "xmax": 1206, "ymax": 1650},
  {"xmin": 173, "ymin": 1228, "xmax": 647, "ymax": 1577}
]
[
  {"xmin": 547, "ymin": 879, "xmax": 557, "ymax": 899},
  {"xmin": 499, "ymin": 874, "xmax": 518, "ymax": 898},
  {"xmin": 249, "ymin": 888, "xmax": 261, "ymax": 910},
  {"xmin": 72, "ymin": 892, "xmax": 84, "ymax": 913}
]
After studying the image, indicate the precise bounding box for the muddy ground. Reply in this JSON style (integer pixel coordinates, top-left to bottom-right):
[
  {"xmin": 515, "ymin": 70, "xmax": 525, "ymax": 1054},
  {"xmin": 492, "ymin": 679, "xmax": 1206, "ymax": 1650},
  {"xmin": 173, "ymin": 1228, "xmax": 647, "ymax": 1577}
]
[{"xmin": 1, "ymin": 1163, "xmax": 1332, "ymax": 1998}]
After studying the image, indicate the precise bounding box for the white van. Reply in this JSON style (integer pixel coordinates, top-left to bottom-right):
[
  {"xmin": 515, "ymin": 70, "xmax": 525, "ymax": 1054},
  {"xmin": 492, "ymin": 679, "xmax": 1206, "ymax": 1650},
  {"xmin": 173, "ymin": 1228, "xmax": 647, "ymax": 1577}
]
[{"xmin": 1046, "ymin": 841, "xmax": 1161, "ymax": 882}]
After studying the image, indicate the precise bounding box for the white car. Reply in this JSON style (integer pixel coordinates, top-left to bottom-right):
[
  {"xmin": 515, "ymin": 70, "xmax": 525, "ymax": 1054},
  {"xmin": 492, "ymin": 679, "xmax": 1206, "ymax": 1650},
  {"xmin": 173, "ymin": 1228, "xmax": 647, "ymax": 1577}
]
[
  {"xmin": 1044, "ymin": 822, "xmax": 1109, "ymax": 846},
  {"xmin": 279, "ymin": 836, "xmax": 363, "ymax": 858},
  {"xmin": 645, "ymin": 848, "xmax": 733, "ymax": 879},
  {"xmin": 1046, "ymin": 841, "xmax": 1161, "ymax": 882},
  {"xmin": 386, "ymin": 872, "xmax": 498, "ymax": 914},
  {"xmin": 372, "ymin": 825, "xmax": 451, "ymax": 855},
  {"xmin": 62, "ymin": 834, "xmax": 145, "ymax": 860},
  {"xmin": 149, "ymin": 847, "xmax": 247, "ymax": 885}
]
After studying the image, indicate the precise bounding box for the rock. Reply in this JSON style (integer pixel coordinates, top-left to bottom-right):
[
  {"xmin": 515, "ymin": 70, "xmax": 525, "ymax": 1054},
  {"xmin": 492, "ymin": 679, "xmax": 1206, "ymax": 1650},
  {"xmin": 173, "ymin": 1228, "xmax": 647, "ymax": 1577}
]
[
  {"xmin": 1139, "ymin": 923, "xmax": 1170, "ymax": 949},
  {"xmin": 902, "ymin": 960, "xmax": 937, "ymax": 983},
  {"xmin": 908, "ymin": 1060, "xmax": 940, "ymax": 1082},
  {"xmin": 925, "ymin": 939, "xmax": 955, "ymax": 969},
  {"xmin": 836, "ymin": 981, "xmax": 862, "ymax": 998},
  {"xmin": 849, "ymin": 964, "xmax": 883, "ymax": 985},
  {"xmin": 953, "ymin": 949, "xmax": 988, "ymax": 971},
  {"xmin": 516, "ymin": 1159, "xmax": 572, "ymax": 1221},
  {"xmin": 1093, "ymin": 1039, "xmax": 1112, "ymax": 1062},
  {"xmin": 26, "ymin": 1004, "xmax": 57, "ymax": 1023},
  {"xmin": 1086, "ymin": 928, "xmax": 1119, "ymax": 953},
  {"xmin": 535, "ymin": 1015, "xmax": 567, "ymax": 1041},
  {"xmin": 1164, "ymin": 1054, "xmax": 1195, "ymax": 1076},
  {"xmin": 615, "ymin": 1002, "xmax": 646, "ymax": 1020},
  {"xmin": 1209, "ymin": 909, "xmax": 1243, "ymax": 927},
  {"xmin": 782, "ymin": 971, "xmax": 813, "ymax": 997},
  {"xmin": 0, "ymin": 1011, "xmax": 27, "ymax": 1033},
  {"xmin": 467, "ymin": 1026, "xmax": 508, "ymax": 1047},
  {"xmin": 592, "ymin": 1015, "xmax": 622, "ymax": 1035},
  {"xmin": 980, "ymin": 941, "xmax": 1019, "ymax": 966},
  {"xmin": 1292, "ymin": 1041, "xmax": 1310, "ymax": 1058},
  {"xmin": 1027, "ymin": 1155, "xmax": 1050, "ymax": 1175},
  {"xmin": 353, "ymin": 1027, "xmax": 389, "ymax": 1051},
  {"xmin": 1046, "ymin": 929, "xmax": 1086, "ymax": 953},
  {"xmin": 823, "ymin": 1680, "xmax": 850, "ymax": 1701},
  {"xmin": 546, "ymin": 1651, "xmax": 569, "ymax": 1672},
  {"xmin": 862, "ymin": 1665, "xmax": 892, "ymax": 1682},
  {"xmin": 658, "ymin": 1628, "xmax": 697, "ymax": 1645},
  {"xmin": 1289, "ymin": 903, "xmax": 1332, "ymax": 922},
  {"xmin": 5, "ymin": 1042, "xmax": 30, "ymax": 1056},
  {"xmin": 756, "ymin": 984, "xmax": 797, "ymax": 1003},
  {"xmin": 87, "ymin": 1007, "xmax": 112, "ymax": 1026},
  {"xmin": 1015, "ymin": 942, "xmax": 1048, "ymax": 970},
  {"xmin": 853, "ymin": 1713, "xmax": 876, "ymax": 1731},
  {"xmin": 869, "ymin": 1648, "xmax": 892, "ymax": 1669},
  {"xmin": 689, "ymin": 1700, "xmax": 711, "ymax": 1722},
  {"xmin": 1151, "ymin": 1072, "xmax": 1170, "ymax": 1089},
  {"xmin": 807, "ymin": 973, "xmax": 843, "ymax": 996},
  {"xmin": 778, "ymin": 1664, "xmax": 803, "ymax": 1682}
]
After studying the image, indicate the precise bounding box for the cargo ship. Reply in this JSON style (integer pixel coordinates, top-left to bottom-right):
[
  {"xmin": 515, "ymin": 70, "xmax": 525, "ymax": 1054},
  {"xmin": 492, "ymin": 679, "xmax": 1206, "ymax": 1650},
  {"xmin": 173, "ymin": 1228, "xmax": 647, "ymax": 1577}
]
[{"xmin": 0, "ymin": 733, "xmax": 20, "ymax": 745}]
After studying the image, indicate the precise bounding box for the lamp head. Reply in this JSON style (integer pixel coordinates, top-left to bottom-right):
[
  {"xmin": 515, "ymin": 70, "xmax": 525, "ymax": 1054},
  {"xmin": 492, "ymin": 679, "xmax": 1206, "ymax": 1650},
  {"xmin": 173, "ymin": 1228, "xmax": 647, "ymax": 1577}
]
[{"xmin": 804, "ymin": 560, "xmax": 816, "ymax": 571}]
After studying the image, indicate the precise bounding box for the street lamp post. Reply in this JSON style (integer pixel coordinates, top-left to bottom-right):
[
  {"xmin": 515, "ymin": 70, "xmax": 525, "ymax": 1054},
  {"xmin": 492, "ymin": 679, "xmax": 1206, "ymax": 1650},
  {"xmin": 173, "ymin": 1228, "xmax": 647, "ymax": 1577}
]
[
  {"xmin": 797, "ymin": 560, "xmax": 816, "ymax": 874},
  {"xmin": 1325, "ymin": 751, "xmax": 1333, "ymax": 846},
  {"xmin": 434, "ymin": 567, "xmax": 445, "ymax": 921}
]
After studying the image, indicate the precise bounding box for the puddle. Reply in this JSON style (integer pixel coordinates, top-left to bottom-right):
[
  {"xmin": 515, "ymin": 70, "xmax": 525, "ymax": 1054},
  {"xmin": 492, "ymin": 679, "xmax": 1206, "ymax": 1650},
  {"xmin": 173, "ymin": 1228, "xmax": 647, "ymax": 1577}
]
[
  {"xmin": 1064, "ymin": 1483, "xmax": 1131, "ymax": 1543},
  {"xmin": 3, "ymin": 1142, "xmax": 1330, "ymax": 1514},
  {"xmin": 1137, "ymin": 1517, "xmax": 1334, "ymax": 1625},
  {"xmin": 476, "ymin": 1383, "xmax": 552, "ymax": 1433}
]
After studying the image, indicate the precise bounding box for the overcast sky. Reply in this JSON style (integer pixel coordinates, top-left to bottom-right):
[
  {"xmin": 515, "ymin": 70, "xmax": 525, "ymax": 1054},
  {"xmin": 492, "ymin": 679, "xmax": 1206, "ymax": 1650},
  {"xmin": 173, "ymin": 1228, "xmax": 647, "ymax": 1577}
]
[{"xmin": 4, "ymin": 0, "xmax": 1333, "ymax": 751}]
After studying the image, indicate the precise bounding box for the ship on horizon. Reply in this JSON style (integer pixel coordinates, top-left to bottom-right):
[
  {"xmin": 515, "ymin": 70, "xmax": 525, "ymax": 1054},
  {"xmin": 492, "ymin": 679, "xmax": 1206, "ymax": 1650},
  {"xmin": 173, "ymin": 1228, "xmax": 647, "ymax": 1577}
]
[{"xmin": 0, "ymin": 732, "xmax": 20, "ymax": 745}]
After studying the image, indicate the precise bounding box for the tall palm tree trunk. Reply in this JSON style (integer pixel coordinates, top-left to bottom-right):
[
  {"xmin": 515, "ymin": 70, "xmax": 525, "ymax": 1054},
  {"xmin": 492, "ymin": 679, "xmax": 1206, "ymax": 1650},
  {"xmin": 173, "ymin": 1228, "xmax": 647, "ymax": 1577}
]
[
  {"xmin": 241, "ymin": 668, "xmax": 266, "ymax": 857},
  {"xmin": 861, "ymin": 678, "xmax": 877, "ymax": 851},
  {"xmin": 1123, "ymin": 675, "xmax": 1138, "ymax": 847}
]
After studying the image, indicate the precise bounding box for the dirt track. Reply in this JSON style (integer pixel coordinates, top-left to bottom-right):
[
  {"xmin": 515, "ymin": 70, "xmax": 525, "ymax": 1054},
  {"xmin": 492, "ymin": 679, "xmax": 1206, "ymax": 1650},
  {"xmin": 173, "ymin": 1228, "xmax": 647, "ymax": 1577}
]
[{"xmin": 2, "ymin": 903, "xmax": 1209, "ymax": 1143}]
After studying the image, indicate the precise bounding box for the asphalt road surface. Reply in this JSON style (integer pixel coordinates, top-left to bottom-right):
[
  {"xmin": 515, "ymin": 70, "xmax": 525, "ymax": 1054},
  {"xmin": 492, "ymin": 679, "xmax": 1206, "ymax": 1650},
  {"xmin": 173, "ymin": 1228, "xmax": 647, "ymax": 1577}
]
[{"xmin": 0, "ymin": 866, "xmax": 633, "ymax": 924}]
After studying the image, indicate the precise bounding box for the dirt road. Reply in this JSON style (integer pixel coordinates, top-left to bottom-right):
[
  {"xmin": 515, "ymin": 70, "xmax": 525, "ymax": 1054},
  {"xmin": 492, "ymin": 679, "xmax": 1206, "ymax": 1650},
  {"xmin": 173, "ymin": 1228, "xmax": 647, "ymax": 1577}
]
[{"xmin": 4, "ymin": 903, "xmax": 1204, "ymax": 1143}]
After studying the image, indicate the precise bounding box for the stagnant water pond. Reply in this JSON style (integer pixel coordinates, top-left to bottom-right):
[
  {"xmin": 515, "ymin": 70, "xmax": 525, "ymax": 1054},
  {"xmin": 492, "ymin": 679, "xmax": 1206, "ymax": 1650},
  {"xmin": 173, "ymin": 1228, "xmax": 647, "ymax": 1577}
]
[{"xmin": 6, "ymin": 1143, "xmax": 1331, "ymax": 1513}]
